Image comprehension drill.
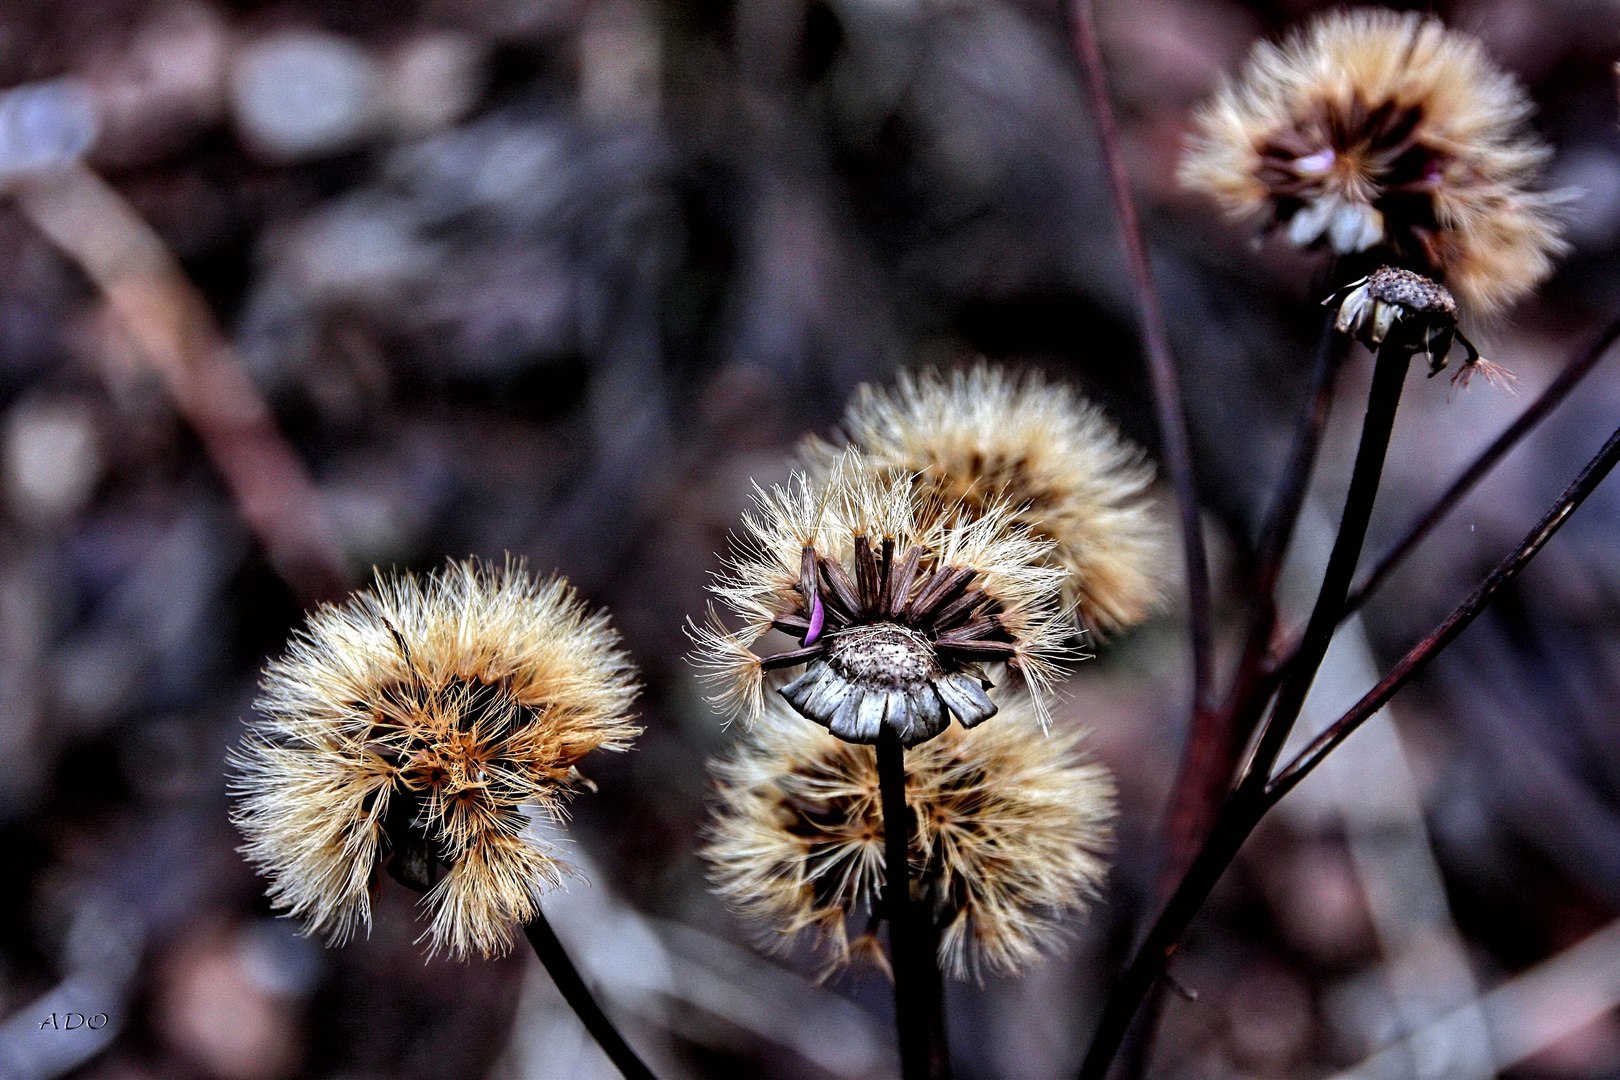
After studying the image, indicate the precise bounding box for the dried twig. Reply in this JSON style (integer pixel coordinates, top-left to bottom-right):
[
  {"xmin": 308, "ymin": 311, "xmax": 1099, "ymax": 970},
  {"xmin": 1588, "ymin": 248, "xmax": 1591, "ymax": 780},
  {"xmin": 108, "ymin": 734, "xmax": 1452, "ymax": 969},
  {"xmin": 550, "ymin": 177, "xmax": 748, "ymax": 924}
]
[
  {"xmin": 10, "ymin": 164, "xmax": 350, "ymax": 604},
  {"xmin": 1268, "ymin": 420, "xmax": 1620, "ymax": 801}
]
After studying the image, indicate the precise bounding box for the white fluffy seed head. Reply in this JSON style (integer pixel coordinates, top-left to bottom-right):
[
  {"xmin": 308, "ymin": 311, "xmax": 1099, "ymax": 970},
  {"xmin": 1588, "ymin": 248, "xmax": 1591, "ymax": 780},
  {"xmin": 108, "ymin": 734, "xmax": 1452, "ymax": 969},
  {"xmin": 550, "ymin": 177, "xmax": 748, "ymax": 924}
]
[
  {"xmin": 687, "ymin": 449, "xmax": 1076, "ymax": 734},
  {"xmin": 802, "ymin": 365, "xmax": 1168, "ymax": 636},
  {"xmin": 1180, "ymin": 8, "xmax": 1566, "ymax": 314},
  {"xmin": 230, "ymin": 557, "xmax": 640, "ymax": 959}
]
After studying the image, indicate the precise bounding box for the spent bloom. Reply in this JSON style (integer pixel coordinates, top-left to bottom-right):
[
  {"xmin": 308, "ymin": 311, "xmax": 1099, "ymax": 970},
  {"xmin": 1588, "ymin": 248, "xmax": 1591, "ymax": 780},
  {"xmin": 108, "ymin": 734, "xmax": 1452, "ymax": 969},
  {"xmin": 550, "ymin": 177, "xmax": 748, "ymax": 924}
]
[
  {"xmin": 230, "ymin": 559, "xmax": 640, "ymax": 959},
  {"xmin": 688, "ymin": 450, "xmax": 1073, "ymax": 746},
  {"xmin": 1325, "ymin": 265, "xmax": 1509, "ymax": 387},
  {"xmin": 1180, "ymin": 8, "xmax": 1565, "ymax": 313},
  {"xmin": 703, "ymin": 695, "xmax": 1115, "ymax": 981},
  {"xmin": 802, "ymin": 365, "xmax": 1167, "ymax": 636}
]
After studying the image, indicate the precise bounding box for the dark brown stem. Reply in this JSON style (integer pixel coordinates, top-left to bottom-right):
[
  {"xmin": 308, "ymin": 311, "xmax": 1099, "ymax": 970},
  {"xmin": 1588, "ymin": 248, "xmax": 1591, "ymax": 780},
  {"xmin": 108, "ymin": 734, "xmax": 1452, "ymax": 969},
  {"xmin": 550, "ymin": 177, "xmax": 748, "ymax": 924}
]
[
  {"xmin": 1269, "ymin": 420, "xmax": 1620, "ymax": 802},
  {"xmin": 1343, "ymin": 310, "xmax": 1620, "ymax": 617},
  {"xmin": 524, "ymin": 909, "xmax": 658, "ymax": 1080},
  {"xmin": 1078, "ymin": 419, "xmax": 1620, "ymax": 1080},
  {"xmin": 1157, "ymin": 316, "xmax": 1349, "ymax": 888},
  {"xmin": 1079, "ymin": 337, "xmax": 1408, "ymax": 1080},
  {"xmin": 878, "ymin": 731, "xmax": 949, "ymax": 1080},
  {"xmin": 1067, "ymin": 0, "xmax": 1213, "ymax": 713},
  {"xmin": 1241, "ymin": 337, "xmax": 1410, "ymax": 788}
]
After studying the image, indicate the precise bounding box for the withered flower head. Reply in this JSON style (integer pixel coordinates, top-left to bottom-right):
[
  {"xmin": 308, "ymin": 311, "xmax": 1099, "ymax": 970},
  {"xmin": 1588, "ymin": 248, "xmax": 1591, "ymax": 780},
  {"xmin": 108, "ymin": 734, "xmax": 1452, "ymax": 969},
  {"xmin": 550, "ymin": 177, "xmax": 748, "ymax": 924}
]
[
  {"xmin": 703, "ymin": 695, "xmax": 1115, "ymax": 981},
  {"xmin": 1180, "ymin": 8, "xmax": 1565, "ymax": 313},
  {"xmin": 1325, "ymin": 265, "xmax": 1509, "ymax": 386},
  {"xmin": 230, "ymin": 558, "xmax": 640, "ymax": 959},
  {"xmin": 802, "ymin": 365, "xmax": 1168, "ymax": 635},
  {"xmin": 688, "ymin": 450, "xmax": 1072, "ymax": 746}
]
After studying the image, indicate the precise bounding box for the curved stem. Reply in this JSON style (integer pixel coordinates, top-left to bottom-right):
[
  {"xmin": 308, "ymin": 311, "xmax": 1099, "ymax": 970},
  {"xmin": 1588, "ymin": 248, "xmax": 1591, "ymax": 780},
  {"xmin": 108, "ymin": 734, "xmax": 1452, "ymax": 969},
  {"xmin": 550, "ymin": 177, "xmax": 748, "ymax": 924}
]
[
  {"xmin": 1067, "ymin": 0, "xmax": 1213, "ymax": 714},
  {"xmin": 878, "ymin": 732, "xmax": 949, "ymax": 1080},
  {"xmin": 524, "ymin": 909, "xmax": 659, "ymax": 1080}
]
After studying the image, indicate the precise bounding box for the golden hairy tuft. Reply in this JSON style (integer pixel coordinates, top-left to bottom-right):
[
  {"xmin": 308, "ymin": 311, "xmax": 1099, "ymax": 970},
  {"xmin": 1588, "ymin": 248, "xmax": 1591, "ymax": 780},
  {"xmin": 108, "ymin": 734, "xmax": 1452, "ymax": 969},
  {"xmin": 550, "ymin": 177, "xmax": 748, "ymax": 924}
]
[
  {"xmin": 687, "ymin": 449, "xmax": 1075, "ymax": 741},
  {"xmin": 230, "ymin": 558, "xmax": 640, "ymax": 959},
  {"xmin": 1179, "ymin": 8, "xmax": 1565, "ymax": 313},
  {"xmin": 803, "ymin": 365, "xmax": 1168, "ymax": 635},
  {"xmin": 702, "ymin": 695, "xmax": 1115, "ymax": 981}
]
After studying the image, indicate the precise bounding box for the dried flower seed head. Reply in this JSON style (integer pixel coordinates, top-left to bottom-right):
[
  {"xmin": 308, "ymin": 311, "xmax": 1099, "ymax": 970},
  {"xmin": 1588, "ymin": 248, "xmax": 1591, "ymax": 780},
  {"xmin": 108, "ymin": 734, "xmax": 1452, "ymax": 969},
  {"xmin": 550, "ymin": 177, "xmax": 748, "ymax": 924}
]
[
  {"xmin": 230, "ymin": 558, "xmax": 640, "ymax": 959},
  {"xmin": 689, "ymin": 451, "xmax": 1073, "ymax": 745},
  {"xmin": 703, "ymin": 695, "xmax": 1115, "ymax": 981},
  {"xmin": 1325, "ymin": 266, "xmax": 1509, "ymax": 386},
  {"xmin": 802, "ymin": 365, "xmax": 1168, "ymax": 635},
  {"xmin": 1180, "ymin": 8, "xmax": 1566, "ymax": 313}
]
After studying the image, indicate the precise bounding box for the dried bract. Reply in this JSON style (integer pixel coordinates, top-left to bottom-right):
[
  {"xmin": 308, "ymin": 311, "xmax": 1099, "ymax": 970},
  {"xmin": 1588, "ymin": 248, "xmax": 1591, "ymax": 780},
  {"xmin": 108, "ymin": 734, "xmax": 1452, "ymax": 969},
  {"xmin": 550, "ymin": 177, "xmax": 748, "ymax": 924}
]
[
  {"xmin": 230, "ymin": 558, "xmax": 640, "ymax": 958},
  {"xmin": 689, "ymin": 451, "xmax": 1073, "ymax": 746},
  {"xmin": 1180, "ymin": 8, "xmax": 1565, "ymax": 313},
  {"xmin": 703, "ymin": 696, "xmax": 1114, "ymax": 980},
  {"xmin": 1325, "ymin": 266, "xmax": 1509, "ymax": 387},
  {"xmin": 803, "ymin": 365, "xmax": 1167, "ymax": 635}
]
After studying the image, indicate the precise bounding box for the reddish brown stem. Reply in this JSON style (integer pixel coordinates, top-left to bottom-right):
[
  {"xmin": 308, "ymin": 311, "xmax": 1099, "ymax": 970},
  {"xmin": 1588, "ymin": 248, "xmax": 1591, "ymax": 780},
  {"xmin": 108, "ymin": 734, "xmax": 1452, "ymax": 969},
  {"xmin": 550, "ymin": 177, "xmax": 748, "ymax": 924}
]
[{"xmin": 1067, "ymin": 0, "xmax": 1213, "ymax": 713}]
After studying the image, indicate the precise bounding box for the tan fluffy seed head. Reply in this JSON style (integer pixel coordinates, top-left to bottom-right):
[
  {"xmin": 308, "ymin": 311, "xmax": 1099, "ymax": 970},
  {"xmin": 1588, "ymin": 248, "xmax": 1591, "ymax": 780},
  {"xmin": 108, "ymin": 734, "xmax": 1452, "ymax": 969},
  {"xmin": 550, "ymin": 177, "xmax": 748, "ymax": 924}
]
[
  {"xmin": 687, "ymin": 449, "xmax": 1075, "ymax": 740},
  {"xmin": 230, "ymin": 558, "xmax": 640, "ymax": 959},
  {"xmin": 803, "ymin": 365, "xmax": 1168, "ymax": 635},
  {"xmin": 1180, "ymin": 8, "xmax": 1566, "ymax": 313},
  {"xmin": 703, "ymin": 695, "xmax": 1115, "ymax": 981}
]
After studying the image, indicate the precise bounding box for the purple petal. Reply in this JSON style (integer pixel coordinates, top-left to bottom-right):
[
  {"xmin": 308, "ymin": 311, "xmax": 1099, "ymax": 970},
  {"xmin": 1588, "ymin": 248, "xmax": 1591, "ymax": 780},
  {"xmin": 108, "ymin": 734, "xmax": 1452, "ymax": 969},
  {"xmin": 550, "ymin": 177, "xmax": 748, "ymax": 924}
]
[{"xmin": 804, "ymin": 592, "xmax": 826, "ymax": 645}]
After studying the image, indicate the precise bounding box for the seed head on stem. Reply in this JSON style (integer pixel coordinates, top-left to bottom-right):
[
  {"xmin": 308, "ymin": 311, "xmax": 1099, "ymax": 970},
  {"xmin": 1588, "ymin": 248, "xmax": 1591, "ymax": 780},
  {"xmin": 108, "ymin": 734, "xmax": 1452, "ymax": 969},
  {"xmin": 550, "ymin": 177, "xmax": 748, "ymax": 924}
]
[
  {"xmin": 1180, "ymin": 8, "xmax": 1566, "ymax": 314},
  {"xmin": 802, "ymin": 364, "xmax": 1168, "ymax": 636},
  {"xmin": 230, "ymin": 558, "xmax": 640, "ymax": 959},
  {"xmin": 687, "ymin": 450, "xmax": 1074, "ymax": 746},
  {"xmin": 703, "ymin": 695, "xmax": 1115, "ymax": 981}
]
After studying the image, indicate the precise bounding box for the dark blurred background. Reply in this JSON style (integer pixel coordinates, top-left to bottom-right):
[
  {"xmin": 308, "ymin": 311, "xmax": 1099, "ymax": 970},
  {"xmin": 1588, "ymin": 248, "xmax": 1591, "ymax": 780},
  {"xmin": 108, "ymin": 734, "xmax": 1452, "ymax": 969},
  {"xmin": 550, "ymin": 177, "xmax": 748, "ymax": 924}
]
[{"xmin": 3, "ymin": 1, "xmax": 1620, "ymax": 1078}]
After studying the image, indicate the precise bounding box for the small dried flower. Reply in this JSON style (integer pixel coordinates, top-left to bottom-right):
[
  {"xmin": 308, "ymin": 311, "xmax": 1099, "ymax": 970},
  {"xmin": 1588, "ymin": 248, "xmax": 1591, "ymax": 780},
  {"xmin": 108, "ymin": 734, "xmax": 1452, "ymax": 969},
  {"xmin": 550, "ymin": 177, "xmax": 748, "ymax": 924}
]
[
  {"xmin": 1180, "ymin": 8, "xmax": 1565, "ymax": 313},
  {"xmin": 230, "ymin": 558, "xmax": 640, "ymax": 959},
  {"xmin": 703, "ymin": 695, "xmax": 1115, "ymax": 981},
  {"xmin": 1325, "ymin": 266, "xmax": 1510, "ymax": 387},
  {"xmin": 803, "ymin": 365, "xmax": 1167, "ymax": 635},
  {"xmin": 689, "ymin": 451, "xmax": 1073, "ymax": 746}
]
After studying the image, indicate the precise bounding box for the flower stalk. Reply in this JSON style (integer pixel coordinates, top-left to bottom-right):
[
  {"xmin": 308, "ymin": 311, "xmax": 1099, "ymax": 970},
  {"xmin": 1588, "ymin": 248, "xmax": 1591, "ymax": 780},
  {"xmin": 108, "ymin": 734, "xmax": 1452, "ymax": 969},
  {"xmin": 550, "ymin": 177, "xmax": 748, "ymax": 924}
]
[
  {"xmin": 1067, "ymin": 0, "xmax": 1213, "ymax": 712},
  {"xmin": 1080, "ymin": 418, "xmax": 1620, "ymax": 1080},
  {"xmin": 878, "ymin": 732, "xmax": 951, "ymax": 1080},
  {"xmin": 524, "ymin": 911, "xmax": 659, "ymax": 1080}
]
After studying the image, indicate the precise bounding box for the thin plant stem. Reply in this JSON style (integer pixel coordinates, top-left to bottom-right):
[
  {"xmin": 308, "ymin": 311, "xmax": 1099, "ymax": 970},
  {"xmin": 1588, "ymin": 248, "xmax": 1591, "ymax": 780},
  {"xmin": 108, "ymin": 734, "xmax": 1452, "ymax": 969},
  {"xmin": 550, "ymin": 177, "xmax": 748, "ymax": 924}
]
[
  {"xmin": 1077, "ymin": 419, "xmax": 1620, "ymax": 1080},
  {"xmin": 1342, "ymin": 310, "xmax": 1620, "ymax": 617},
  {"xmin": 1269, "ymin": 420, "xmax": 1620, "ymax": 802},
  {"xmin": 1067, "ymin": 0, "xmax": 1213, "ymax": 714},
  {"xmin": 1241, "ymin": 337, "xmax": 1410, "ymax": 787},
  {"xmin": 878, "ymin": 731, "xmax": 946, "ymax": 1080},
  {"xmin": 524, "ymin": 909, "xmax": 659, "ymax": 1080},
  {"xmin": 1158, "ymin": 316, "xmax": 1348, "ymax": 887},
  {"xmin": 1080, "ymin": 335, "xmax": 1409, "ymax": 1080},
  {"xmin": 1265, "ymin": 311, "xmax": 1620, "ymax": 683}
]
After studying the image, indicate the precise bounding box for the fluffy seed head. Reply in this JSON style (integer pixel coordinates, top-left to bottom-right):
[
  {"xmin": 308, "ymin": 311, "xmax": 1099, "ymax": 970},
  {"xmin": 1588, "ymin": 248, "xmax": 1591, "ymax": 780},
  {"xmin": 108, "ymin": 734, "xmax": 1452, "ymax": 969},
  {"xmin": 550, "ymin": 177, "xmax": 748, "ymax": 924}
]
[
  {"xmin": 703, "ymin": 695, "xmax": 1115, "ymax": 981},
  {"xmin": 1180, "ymin": 8, "xmax": 1566, "ymax": 313},
  {"xmin": 230, "ymin": 558, "xmax": 640, "ymax": 959},
  {"xmin": 803, "ymin": 365, "xmax": 1168, "ymax": 636},
  {"xmin": 688, "ymin": 449, "xmax": 1074, "ymax": 745}
]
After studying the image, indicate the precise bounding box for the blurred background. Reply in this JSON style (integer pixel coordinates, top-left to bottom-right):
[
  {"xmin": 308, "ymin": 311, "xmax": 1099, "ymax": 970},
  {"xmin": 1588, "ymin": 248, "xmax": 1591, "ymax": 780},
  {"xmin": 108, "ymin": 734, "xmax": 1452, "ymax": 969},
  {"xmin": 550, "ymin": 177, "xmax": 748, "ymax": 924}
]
[{"xmin": 3, "ymin": 0, "xmax": 1620, "ymax": 1078}]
